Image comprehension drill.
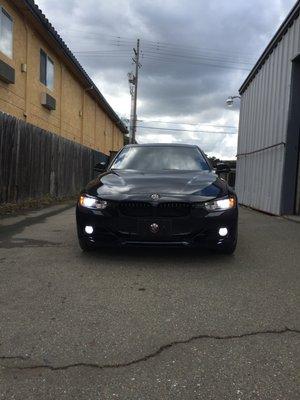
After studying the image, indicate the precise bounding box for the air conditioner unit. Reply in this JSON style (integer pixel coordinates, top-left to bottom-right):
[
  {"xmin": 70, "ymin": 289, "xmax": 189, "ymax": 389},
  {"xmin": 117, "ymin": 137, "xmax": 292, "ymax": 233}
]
[
  {"xmin": 0, "ymin": 59, "xmax": 15, "ymax": 84},
  {"xmin": 41, "ymin": 92, "xmax": 56, "ymax": 111}
]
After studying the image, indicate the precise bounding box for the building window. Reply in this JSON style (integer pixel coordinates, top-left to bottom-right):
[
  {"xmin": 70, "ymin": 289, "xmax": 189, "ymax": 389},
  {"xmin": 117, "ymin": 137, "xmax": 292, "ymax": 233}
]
[
  {"xmin": 40, "ymin": 49, "xmax": 54, "ymax": 90},
  {"xmin": 0, "ymin": 7, "xmax": 13, "ymax": 58}
]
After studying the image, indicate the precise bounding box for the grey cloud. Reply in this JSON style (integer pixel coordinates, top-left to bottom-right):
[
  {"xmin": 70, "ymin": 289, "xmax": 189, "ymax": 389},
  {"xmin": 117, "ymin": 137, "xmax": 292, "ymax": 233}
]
[{"xmin": 36, "ymin": 0, "xmax": 296, "ymax": 158}]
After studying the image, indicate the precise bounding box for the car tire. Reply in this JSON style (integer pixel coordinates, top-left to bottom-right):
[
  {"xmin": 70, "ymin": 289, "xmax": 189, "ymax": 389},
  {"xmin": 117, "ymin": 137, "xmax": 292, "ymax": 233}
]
[{"xmin": 78, "ymin": 238, "xmax": 96, "ymax": 252}]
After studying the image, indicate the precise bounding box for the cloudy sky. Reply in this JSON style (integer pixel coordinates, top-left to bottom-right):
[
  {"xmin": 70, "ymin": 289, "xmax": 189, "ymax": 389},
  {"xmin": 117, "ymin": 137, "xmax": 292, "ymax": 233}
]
[{"xmin": 36, "ymin": 0, "xmax": 295, "ymax": 159}]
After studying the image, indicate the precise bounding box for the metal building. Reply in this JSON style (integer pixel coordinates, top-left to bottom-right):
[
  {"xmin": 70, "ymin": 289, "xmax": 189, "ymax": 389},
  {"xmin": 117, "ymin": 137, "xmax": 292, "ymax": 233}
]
[{"xmin": 236, "ymin": 0, "xmax": 300, "ymax": 215}]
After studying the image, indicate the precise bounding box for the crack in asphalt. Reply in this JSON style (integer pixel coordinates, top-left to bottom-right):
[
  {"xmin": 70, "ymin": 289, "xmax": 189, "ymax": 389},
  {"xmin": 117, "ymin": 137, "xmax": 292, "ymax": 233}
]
[
  {"xmin": 0, "ymin": 355, "xmax": 30, "ymax": 361},
  {"xmin": 1, "ymin": 327, "xmax": 299, "ymax": 371}
]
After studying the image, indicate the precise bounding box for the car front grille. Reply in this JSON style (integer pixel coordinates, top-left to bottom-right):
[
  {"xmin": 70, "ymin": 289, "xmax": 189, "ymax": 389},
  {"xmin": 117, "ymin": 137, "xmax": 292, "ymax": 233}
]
[
  {"xmin": 119, "ymin": 202, "xmax": 152, "ymax": 217},
  {"xmin": 118, "ymin": 201, "xmax": 191, "ymax": 218}
]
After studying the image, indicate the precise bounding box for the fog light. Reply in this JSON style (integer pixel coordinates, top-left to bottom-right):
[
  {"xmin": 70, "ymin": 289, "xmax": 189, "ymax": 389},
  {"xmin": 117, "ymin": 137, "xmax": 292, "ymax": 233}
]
[
  {"xmin": 219, "ymin": 227, "xmax": 228, "ymax": 237},
  {"xmin": 85, "ymin": 225, "xmax": 94, "ymax": 234}
]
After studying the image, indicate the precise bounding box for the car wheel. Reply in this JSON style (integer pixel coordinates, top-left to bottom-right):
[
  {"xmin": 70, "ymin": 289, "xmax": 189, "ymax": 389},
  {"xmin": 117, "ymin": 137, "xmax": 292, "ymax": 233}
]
[{"xmin": 78, "ymin": 238, "xmax": 96, "ymax": 252}]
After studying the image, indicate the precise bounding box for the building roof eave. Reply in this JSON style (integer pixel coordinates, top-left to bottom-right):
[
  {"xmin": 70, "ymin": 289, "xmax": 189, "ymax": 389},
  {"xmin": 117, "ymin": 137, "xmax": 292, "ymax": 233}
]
[
  {"xmin": 18, "ymin": 0, "xmax": 128, "ymax": 134},
  {"xmin": 239, "ymin": 0, "xmax": 300, "ymax": 95}
]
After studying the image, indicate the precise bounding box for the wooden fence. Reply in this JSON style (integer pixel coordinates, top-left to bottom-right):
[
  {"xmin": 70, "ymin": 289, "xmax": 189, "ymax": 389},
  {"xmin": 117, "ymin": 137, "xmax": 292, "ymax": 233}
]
[{"xmin": 0, "ymin": 112, "xmax": 108, "ymax": 203}]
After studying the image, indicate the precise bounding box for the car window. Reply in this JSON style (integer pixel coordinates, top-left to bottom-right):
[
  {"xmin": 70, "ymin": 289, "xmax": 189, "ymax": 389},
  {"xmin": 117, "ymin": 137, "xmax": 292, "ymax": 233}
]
[{"xmin": 111, "ymin": 146, "xmax": 210, "ymax": 171}]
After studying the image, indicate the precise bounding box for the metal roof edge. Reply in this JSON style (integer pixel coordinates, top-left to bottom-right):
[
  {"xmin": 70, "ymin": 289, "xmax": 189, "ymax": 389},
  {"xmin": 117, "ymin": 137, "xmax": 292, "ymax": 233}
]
[
  {"xmin": 23, "ymin": 0, "xmax": 128, "ymax": 134},
  {"xmin": 239, "ymin": 0, "xmax": 300, "ymax": 95}
]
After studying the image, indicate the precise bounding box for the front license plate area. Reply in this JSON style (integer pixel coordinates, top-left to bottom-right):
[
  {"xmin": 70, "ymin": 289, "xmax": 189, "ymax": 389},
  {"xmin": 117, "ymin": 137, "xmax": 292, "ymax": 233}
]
[{"xmin": 138, "ymin": 219, "xmax": 172, "ymax": 239}]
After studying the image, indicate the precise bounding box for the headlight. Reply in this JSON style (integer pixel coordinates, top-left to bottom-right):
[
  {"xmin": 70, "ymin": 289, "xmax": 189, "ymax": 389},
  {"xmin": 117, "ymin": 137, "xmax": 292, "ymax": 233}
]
[
  {"xmin": 205, "ymin": 196, "xmax": 236, "ymax": 211},
  {"xmin": 79, "ymin": 195, "xmax": 108, "ymax": 210}
]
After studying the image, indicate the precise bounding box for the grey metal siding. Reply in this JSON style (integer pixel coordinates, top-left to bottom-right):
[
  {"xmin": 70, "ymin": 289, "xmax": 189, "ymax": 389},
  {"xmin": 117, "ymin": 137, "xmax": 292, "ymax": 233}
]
[{"xmin": 236, "ymin": 16, "xmax": 300, "ymax": 215}]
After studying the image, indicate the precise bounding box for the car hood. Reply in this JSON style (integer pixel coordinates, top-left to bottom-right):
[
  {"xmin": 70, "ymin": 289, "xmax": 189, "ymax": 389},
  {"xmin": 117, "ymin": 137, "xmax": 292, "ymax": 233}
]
[{"xmin": 84, "ymin": 170, "xmax": 229, "ymax": 202}]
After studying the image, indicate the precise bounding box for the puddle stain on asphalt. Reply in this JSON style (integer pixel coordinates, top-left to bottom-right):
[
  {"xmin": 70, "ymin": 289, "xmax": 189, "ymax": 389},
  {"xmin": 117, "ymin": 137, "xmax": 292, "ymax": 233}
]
[{"xmin": 0, "ymin": 204, "xmax": 73, "ymax": 249}]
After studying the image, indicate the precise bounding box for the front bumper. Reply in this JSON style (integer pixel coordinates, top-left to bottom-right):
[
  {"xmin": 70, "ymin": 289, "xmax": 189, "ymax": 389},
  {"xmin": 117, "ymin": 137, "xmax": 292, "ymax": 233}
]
[{"xmin": 76, "ymin": 201, "xmax": 238, "ymax": 248}]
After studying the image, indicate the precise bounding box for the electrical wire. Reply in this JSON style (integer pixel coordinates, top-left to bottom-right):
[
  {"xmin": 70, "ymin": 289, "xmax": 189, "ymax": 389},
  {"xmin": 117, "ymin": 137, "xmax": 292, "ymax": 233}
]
[
  {"xmin": 112, "ymin": 44, "xmax": 255, "ymax": 65},
  {"xmin": 76, "ymin": 47, "xmax": 253, "ymax": 66},
  {"xmin": 137, "ymin": 126, "xmax": 237, "ymax": 134},
  {"xmin": 137, "ymin": 119, "xmax": 237, "ymax": 129},
  {"xmin": 67, "ymin": 31, "xmax": 257, "ymax": 63},
  {"xmin": 74, "ymin": 51, "xmax": 251, "ymax": 71},
  {"xmin": 141, "ymin": 56, "xmax": 251, "ymax": 71},
  {"xmin": 140, "ymin": 49, "xmax": 253, "ymax": 65},
  {"xmin": 110, "ymin": 38, "xmax": 257, "ymax": 60}
]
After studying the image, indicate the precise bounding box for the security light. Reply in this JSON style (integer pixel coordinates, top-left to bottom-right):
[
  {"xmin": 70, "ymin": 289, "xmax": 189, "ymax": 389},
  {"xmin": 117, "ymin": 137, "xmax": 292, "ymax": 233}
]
[
  {"xmin": 226, "ymin": 97, "xmax": 234, "ymax": 107},
  {"xmin": 226, "ymin": 95, "xmax": 241, "ymax": 107}
]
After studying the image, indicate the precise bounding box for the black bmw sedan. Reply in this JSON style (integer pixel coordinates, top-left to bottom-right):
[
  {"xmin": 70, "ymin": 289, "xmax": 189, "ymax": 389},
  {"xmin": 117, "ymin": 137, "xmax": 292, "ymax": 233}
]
[{"xmin": 76, "ymin": 144, "xmax": 238, "ymax": 254}]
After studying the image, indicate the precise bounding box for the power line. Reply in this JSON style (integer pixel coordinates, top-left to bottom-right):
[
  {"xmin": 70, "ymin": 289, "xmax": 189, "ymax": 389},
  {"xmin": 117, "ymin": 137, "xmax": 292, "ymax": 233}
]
[
  {"xmin": 75, "ymin": 54, "xmax": 129, "ymax": 58},
  {"xmin": 110, "ymin": 43, "xmax": 255, "ymax": 65},
  {"xmin": 140, "ymin": 50, "xmax": 253, "ymax": 66},
  {"xmin": 141, "ymin": 53, "xmax": 251, "ymax": 66},
  {"xmin": 132, "ymin": 38, "xmax": 257, "ymax": 58},
  {"xmin": 73, "ymin": 50, "xmax": 130, "ymax": 54},
  {"xmin": 74, "ymin": 51, "xmax": 251, "ymax": 71},
  {"xmin": 136, "ymin": 46, "xmax": 253, "ymax": 64},
  {"xmin": 66, "ymin": 30, "xmax": 257, "ymax": 61},
  {"xmin": 76, "ymin": 47, "xmax": 253, "ymax": 66},
  {"xmin": 138, "ymin": 119, "xmax": 237, "ymax": 129},
  {"xmin": 110, "ymin": 36, "xmax": 257, "ymax": 59},
  {"xmin": 110, "ymin": 38, "xmax": 257, "ymax": 60},
  {"xmin": 75, "ymin": 45, "xmax": 253, "ymax": 62},
  {"xmin": 72, "ymin": 34, "xmax": 255, "ymax": 71},
  {"xmin": 141, "ymin": 56, "xmax": 251, "ymax": 71},
  {"xmin": 137, "ymin": 126, "xmax": 237, "ymax": 134}
]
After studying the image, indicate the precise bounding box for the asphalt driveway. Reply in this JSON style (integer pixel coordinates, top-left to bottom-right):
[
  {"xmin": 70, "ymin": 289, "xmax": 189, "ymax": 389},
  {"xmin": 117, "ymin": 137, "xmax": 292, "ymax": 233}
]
[{"xmin": 0, "ymin": 204, "xmax": 299, "ymax": 399}]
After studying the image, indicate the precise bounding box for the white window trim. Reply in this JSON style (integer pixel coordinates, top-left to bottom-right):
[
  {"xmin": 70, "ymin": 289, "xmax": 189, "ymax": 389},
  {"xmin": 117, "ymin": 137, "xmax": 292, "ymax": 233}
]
[
  {"xmin": 0, "ymin": 5, "xmax": 14, "ymax": 59},
  {"xmin": 46, "ymin": 55, "xmax": 54, "ymax": 91},
  {"xmin": 40, "ymin": 48, "xmax": 54, "ymax": 91}
]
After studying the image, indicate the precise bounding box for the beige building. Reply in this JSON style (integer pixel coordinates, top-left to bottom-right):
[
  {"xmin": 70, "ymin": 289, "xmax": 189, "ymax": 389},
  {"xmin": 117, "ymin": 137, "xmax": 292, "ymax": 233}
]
[{"xmin": 0, "ymin": 0, "xmax": 127, "ymax": 155}]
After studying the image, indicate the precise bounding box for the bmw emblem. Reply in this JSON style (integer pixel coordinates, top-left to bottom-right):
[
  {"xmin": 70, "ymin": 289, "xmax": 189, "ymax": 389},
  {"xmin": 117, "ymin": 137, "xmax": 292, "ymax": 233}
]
[
  {"xmin": 150, "ymin": 193, "xmax": 160, "ymax": 201},
  {"xmin": 150, "ymin": 223, "xmax": 159, "ymax": 234}
]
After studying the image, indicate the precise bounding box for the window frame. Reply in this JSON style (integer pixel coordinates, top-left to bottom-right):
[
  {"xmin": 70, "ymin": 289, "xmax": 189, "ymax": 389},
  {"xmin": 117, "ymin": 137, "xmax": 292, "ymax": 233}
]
[
  {"xmin": 40, "ymin": 48, "xmax": 54, "ymax": 90},
  {"xmin": 0, "ymin": 6, "xmax": 14, "ymax": 59}
]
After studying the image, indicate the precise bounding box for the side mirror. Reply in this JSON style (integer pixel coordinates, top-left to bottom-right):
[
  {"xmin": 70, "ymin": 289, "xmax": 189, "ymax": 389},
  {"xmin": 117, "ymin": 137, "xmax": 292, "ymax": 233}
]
[
  {"xmin": 94, "ymin": 161, "xmax": 108, "ymax": 172},
  {"xmin": 216, "ymin": 163, "xmax": 230, "ymax": 174}
]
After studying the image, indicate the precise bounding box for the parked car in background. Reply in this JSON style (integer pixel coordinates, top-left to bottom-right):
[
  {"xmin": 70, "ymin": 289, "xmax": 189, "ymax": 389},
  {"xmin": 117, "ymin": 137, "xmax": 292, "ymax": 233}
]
[{"xmin": 76, "ymin": 144, "xmax": 238, "ymax": 254}]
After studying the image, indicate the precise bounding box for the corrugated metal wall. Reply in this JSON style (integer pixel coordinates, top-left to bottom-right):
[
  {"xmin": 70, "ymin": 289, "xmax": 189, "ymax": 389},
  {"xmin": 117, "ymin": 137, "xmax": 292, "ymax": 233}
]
[{"xmin": 236, "ymin": 17, "xmax": 300, "ymax": 215}]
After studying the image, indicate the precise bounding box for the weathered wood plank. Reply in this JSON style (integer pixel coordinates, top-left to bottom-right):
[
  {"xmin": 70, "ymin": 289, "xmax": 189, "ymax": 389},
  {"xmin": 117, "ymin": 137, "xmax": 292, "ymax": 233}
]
[{"xmin": 0, "ymin": 112, "xmax": 109, "ymax": 203}]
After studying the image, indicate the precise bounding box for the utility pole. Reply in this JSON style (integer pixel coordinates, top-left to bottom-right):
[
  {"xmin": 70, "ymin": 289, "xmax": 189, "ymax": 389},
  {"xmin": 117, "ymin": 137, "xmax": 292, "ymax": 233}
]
[{"xmin": 128, "ymin": 39, "xmax": 141, "ymax": 144}]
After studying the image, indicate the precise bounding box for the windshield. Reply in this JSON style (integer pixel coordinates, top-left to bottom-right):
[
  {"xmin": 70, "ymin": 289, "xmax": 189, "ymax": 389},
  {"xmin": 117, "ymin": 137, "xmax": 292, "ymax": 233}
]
[{"xmin": 111, "ymin": 146, "xmax": 210, "ymax": 171}]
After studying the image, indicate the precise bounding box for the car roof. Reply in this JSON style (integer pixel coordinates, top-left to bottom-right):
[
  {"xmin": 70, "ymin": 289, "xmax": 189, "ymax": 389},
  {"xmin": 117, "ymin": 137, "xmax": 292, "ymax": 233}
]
[{"xmin": 125, "ymin": 143, "xmax": 199, "ymax": 148}]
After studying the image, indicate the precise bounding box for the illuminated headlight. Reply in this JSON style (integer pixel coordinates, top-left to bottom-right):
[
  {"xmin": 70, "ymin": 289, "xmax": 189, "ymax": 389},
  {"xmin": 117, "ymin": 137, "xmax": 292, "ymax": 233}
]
[
  {"xmin": 205, "ymin": 196, "xmax": 236, "ymax": 211},
  {"xmin": 85, "ymin": 225, "xmax": 94, "ymax": 234},
  {"xmin": 219, "ymin": 227, "xmax": 228, "ymax": 237},
  {"xmin": 79, "ymin": 195, "xmax": 108, "ymax": 210}
]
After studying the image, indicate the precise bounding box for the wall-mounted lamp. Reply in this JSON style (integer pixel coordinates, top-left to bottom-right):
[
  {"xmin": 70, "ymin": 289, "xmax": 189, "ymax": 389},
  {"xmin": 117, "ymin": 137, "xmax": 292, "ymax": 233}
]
[
  {"xmin": 226, "ymin": 95, "xmax": 241, "ymax": 107},
  {"xmin": 21, "ymin": 63, "xmax": 27, "ymax": 73}
]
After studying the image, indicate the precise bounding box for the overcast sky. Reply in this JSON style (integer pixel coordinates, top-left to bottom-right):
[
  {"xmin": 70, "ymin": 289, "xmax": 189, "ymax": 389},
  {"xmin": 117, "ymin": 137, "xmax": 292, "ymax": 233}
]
[{"xmin": 36, "ymin": 0, "xmax": 296, "ymax": 159}]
